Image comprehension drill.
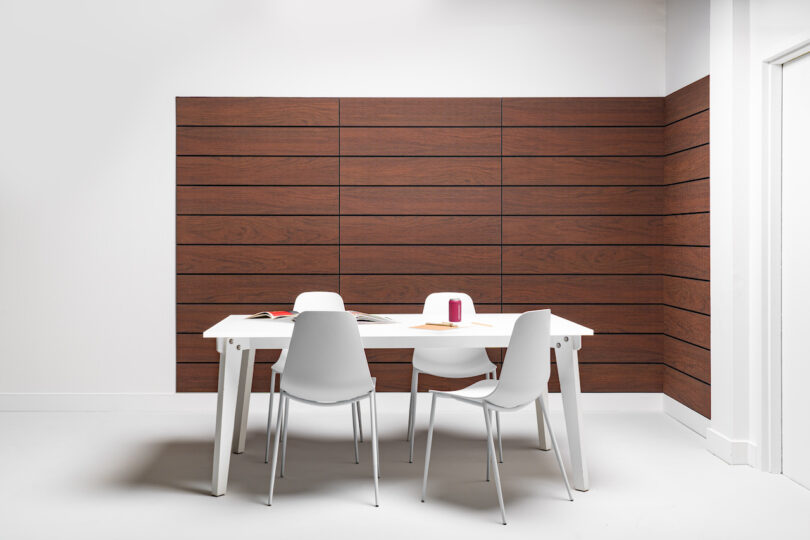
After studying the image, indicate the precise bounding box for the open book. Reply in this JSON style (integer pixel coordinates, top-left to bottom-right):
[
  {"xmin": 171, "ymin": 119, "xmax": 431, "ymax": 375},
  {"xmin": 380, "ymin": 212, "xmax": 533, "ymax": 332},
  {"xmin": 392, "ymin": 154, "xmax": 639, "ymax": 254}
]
[
  {"xmin": 348, "ymin": 311, "xmax": 395, "ymax": 324},
  {"xmin": 246, "ymin": 310, "xmax": 299, "ymax": 320}
]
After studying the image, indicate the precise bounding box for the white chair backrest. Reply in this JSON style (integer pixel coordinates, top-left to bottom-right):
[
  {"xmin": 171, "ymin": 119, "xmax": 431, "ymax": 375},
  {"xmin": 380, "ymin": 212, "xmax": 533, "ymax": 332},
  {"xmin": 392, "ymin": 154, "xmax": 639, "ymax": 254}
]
[
  {"xmin": 280, "ymin": 311, "xmax": 373, "ymax": 403},
  {"xmin": 422, "ymin": 292, "xmax": 477, "ymax": 321},
  {"xmin": 293, "ymin": 291, "xmax": 344, "ymax": 312},
  {"xmin": 485, "ymin": 310, "xmax": 551, "ymax": 410}
]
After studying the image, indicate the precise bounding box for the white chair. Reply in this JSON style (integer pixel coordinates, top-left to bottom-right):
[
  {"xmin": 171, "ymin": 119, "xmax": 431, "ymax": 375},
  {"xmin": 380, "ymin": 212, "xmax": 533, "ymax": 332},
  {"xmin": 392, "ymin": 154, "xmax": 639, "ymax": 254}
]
[
  {"xmin": 420, "ymin": 310, "xmax": 572, "ymax": 525},
  {"xmin": 407, "ymin": 292, "xmax": 502, "ymax": 463},
  {"xmin": 267, "ymin": 311, "xmax": 380, "ymax": 506},
  {"xmin": 264, "ymin": 292, "xmax": 365, "ymax": 463}
]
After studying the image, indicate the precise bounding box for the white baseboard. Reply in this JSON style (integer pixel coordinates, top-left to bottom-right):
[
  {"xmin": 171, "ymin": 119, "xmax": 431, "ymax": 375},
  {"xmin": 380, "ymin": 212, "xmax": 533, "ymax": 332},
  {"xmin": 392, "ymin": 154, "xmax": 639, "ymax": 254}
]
[
  {"xmin": 706, "ymin": 427, "xmax": 757, "ymax": 465},
  {"xmin": 663, "ymin": 395, "xmax": 709, "ymax": 437}
]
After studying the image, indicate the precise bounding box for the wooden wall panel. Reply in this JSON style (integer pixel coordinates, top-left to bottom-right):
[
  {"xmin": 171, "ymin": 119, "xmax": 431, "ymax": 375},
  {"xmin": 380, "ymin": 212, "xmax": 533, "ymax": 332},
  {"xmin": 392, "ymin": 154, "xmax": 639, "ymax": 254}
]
[
  {"xmin": 663, "ymin": 366, "xmax": 710, "ymax": 417},
  {"xmin": 176, "ymin": 186, "xmax": 338, "ymax": 215},
  {"xmin": 176, "ymin": 97, "xmax": 338, "ymax": 126},
  {"xmin": 502, "ymin": 186, "xmax": 662, "ymax": 215},
  {"xmin": 661, "ymin": 246, "xmax": 709, "ymax": 280},
  {"xmin": 502, "ymin": 246, "xmax": 658, "ymax": 274},
  {"xmin": 340, "ymin": 128, "xmax": 501, "ymax": 156},
  {"xmin": 341, "ymin": 157, "xmax": 500, "ymax": 185},
  {"xmin": 663, "ymin": 336, "xmax": 710, "ymax": 383},
  {"xmin": 340, "ymin": 98, "xmax": 501, "ymax": 126},
  {"xmin": 341, "ymin": 246, "xmax": 501, "ymax": 274},
  {"xmin": 177, "ymin": 127, "xmax": 338, "ymax": 156},
  {"xmin": 664, "ymin": 76, "xmax": 710, "ymax": 125},
  {"xmin": 177, "ymin": 157, "xmax": 338, "ymax": 185},
  {"xmin": 177, "ymin": 216, "xmax": 339, "ymax": 244},
  {"xmin": 340, "ymin": 187, "xmax": 501, "ymax": 215},
  {"xmin": 177, "ymin": 304, "xmax": 289, "ymax": 333},
  {"xmin": 663, "ymin": 276, "xmax": 710, "ymax": 314},
  {"xmin": 664, "ymin": 145, "xmax": 709, "ymax": 183},
  {"xmin": 177, "ymin": 246, "xmax": 338, "ymax": 274},
  {"xmin": 502, "ymin": 275, "xmax": 661, "ymax": 304},
  {"xmin": 502, "ymin": 127, "xmax": 663, "ymax": 156},
  {"xmin": 502, "ymin": 304, "xmax": 663, "ymax": 334},
  {"xmin": 503, "ymin": 216, "xmax": 662, "ymax": 244},
  {"xmin": 177, "ymin": 275, "xmax": 339, "ymax": 303},
  {"xmin": 664, "ymin": 111, "xmax": 710, "ymax": 154},
  {"xmin": 503, "ymin": 98, "xmax": 663, "ymax": 126},
  {"xmin": 502, "ymin": 157, "xmax": 663, "ymax": 186},
  {"xmin": 663, "ymin": 306, "xmax": 710, "ymax": 349},
  {"xmin": 663, "ymin": 179, "xmax": 710, "ymax": 214},
  {"xmin": 340, "ymin": 275, "xmax": 501, "ymax": 304},
  {"xmin": 662, "ymin": 214, "xmax": 709, "ymax": 246},
  {"xmin": 341, "ymin": 216, "xmax": 501, "ymax": 245}
]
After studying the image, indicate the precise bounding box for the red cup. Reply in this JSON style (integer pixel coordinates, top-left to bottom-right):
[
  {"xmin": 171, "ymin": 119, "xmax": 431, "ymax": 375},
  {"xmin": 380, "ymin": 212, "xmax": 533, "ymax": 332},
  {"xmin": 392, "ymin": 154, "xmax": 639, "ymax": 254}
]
[{"xmin": 449, "ymin": 298, "xmax": 462, "ymax": 323}]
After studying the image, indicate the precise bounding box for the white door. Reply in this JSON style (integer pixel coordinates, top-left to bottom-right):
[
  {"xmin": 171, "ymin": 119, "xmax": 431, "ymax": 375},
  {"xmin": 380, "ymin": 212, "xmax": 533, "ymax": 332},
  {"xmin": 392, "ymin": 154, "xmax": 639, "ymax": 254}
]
[{"xmin": 783, "ymin": 50, "xmax": 810, "ymax": 490}]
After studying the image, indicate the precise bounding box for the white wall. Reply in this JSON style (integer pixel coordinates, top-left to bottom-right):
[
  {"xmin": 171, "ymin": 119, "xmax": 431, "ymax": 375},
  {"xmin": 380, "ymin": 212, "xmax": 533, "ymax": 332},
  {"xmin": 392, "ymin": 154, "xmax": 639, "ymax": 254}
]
[
  {"xmin": 666, "ymin": 0, "xmax": 710, "ymax": 94},
  {"xmin": 0, "ymin": 0, "xmax": 666, "ymax": 394}
]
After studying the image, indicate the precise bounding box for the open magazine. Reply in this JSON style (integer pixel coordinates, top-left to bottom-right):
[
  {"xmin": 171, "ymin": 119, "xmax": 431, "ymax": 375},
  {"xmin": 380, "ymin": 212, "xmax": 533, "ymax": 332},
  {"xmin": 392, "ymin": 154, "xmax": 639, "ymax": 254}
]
[
  {"xmin": 246, "ymin": 310, "xmax": 393, "ymax": 324},
  {"xmin": 347, "ymin": 311, "xmax": 395, "ymax": 324}
]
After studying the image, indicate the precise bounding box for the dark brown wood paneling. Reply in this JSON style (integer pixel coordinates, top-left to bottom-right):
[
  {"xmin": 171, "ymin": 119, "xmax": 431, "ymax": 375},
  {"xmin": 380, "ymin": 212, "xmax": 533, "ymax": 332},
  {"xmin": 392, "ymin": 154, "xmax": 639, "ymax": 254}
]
[
  {"xmin": 177, "ymin": 127, "xmax": 338, "ymax": 156},
  {"xmin": 177, "ymin": 157, "xmax": 338, "ymax": 185},
  {"xmin": 177, "ymin": 275, "xmax": 339, "ymax": 303},
  {"xmin": 176, "ymin": 97, "xmax": 339, "ymax": 126},
  {"xmin": 340, "ymin": 187, "xmax": 501, "ymax": 215},
  {"xmin": 340, "ymin": 98, "xmax": 501, "ymax": 126},
  {"xmin": 345, "ymin": 303, "xmax": 502, "ymax": 315},
  {"xmin": 502, "ymin": 186, "xmax": 662, "ymax": 215},
  {"xmin": 551, "ymin": 363, "xmax": 663, "ymax": 392},
  {"xmin": 502, "ymin": 127, "xmax": 663, "ymax": 156},
  {"xmin": 664, "ymin": 76, "xmax": 710, "ymax": 125},
  {"xmin": 340, "ymin": 275, "xmax": 501, "ymax": 304},
  {"xmin": 177, "ymin": 363, "xmax": 275, "ymax": 392},
  {"xmin": 177, "ymin": 186, "xmax": 338, "ymax": 215},
  {"xmin": 340, "ymin": 157, "xmax": 500, "ymax": 185},
  {"xmin": 575, "ymin": 335, "xmax": 663, "ymax": 363},
  {"xmin": 503, "ymin": 216, "xmax": 661, "ymax": 244},
  {"xmin": 177, "ymin": 246, "xmax": 338, "ymax": 274},
  {"xmin": 364, "ymin": 348, "xmax": 501, "ymax": 364},
  {"xmin": 177, "ymin": 304, "xmax": 289, "ymax": 333},
  {"xmin": 502, "ymin": 275, "xmax": 661, "ymax": 304},
  {"xmin": 502, "ymin": 157, "xmax": 663, "ymax": 186},
  {"xmin": 663, "ymin": 336, "xmax": 710, "ymax": 383},
  {"xmin": 663, "ymin": 306, "xmax": 710, "ymax": 349},
  {"xmin": 177, "ymin": 335, "xmax": 281, "ymax": 363},
  {"xmin": 663, "ymin": 366, "xmax": 710, "ymax": 417},
  {"xmin": 341, "ymin": 216, "xmax": 501, "ymax": 245},
  {"xmin": 662, "ymin": 214, "xmax": 709, "ymax": 245},
  {"xmin": 664, "ymin": 145, "xmax": 709, "ymax": 183},
  {"xmin": 341, "ymin": 246, "xmax": 501, "ymax": 274},
  {"xmin": 663, "ymin": 276, "xmax": 710, "ymax": 314},
  {"xmin": 341, "ymin": 128, "xmax": 501, "ymax": 156},
  {"xmin": 662, "ymin": 246, "xmax": 710, "ymax": 280},
  {"xmin": 664, "ymin": 180, "xmax": 710, "ymax": 214},
  {"xmin": 177, "ymin": 216, "xmax": 339, "ymax": 244},
  {"xmin": 664, "ymin": 111, "xmax": 709, "ymax": 154},
  {"xmin": 503, "ymin": 304, "xmax": 663, "ymax": 333},
  {"xmin": 502, "ymin": 246, "xmax": 658, "ymax": 274},
  {"xmin": 503, "ymin": 98, "xmax": 663, "ymax": 126}
]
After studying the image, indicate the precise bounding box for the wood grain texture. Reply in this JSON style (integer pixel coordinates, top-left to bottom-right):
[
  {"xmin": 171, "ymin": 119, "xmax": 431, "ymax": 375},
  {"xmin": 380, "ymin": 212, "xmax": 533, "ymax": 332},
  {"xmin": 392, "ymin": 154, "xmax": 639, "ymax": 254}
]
[
  {"xmin": 661, "ymin": 246, "xmax": 709, "ymax": 280},
  {"xmin": 176, "ymin": 97, "xmax": 338, "ymax": 126},
  {"xmin": 664, "ymin": 76, "xmax": 709, "ymax": 125},
  {"xmin": 662, "ymin": 214, "xmax": 709, "ymax": 245},
  {"xmin": 502, "ymin": 127, "xmax": 663, "ymax": 156},
  {"xmin": 551, "ymin": 363, "xmax": 663, "ymax": 393},
  {"xmin": 177, "ymin": 245, "xmax": 338, "ymax": 274},
  {"xmin": 664, "ymin": 111, "xmax": 709, "ymax": 154},
  {"xmin": 363, "ymin": 348, "xmax": 501, "ymax": 364},
  {"xmin": 663, "ymin": 336, "xmax": 710, "ymax": 383},
  {"xmin": 664, "ymin": 145, "xmax": 709, "ymax": 184},
  {"xmin": 340, "ymin": 275, "xmax": 501, "ymax": 304},
  {"xmin": 502, "ymin": 246, "xmax": 658, "ymax": 274},
  {"xmin": 663, "ymin": 306, "xmax": 710, "ymax": 349},
  {"xmin": 176, "ymin": 157, "xmax": 338, "ymax": 185},
  {"xmin": 340, "ymin": 128, "xmax": 501, "ymax": 156},
  {"xmin": 502, "ymin": 275, "xmax": 661, "ymax": 304},
  {"xmin": 663, "ymin": 366, "xmax": 710, "ymax": 418},
  {"xmin": 340, "ymin": 246, "xmax": 501, "ymax": 274},
  {"xmin": 502, "ymin": 157, "xmax": 663, "ymax": 186},
  {"xmin": 340, "ymin": 157, "xmax": 500, "ymax": 185},
  {"xmin": 575, "ymin": 334, "xmax": 663, "ymax": 363},
  {"xmin": 177, "ymin": 335, "xmax": 281, "ymax": 364},
  {"xmin": 503, "ymin": 98, "xmax": 663, "ymax": 126},
  {"xmin": 663, "ymin": 276, "xmax": 710, "ymax": 314},
  {"xmin": 664, "ymin": 180, "xmax": 709, "ymax": 214},
  {"xmin": 339, "ymin": 98, "xmax": 501, "ymax": 126},
  {"xmin": 176, "ymin": 186, "xmax": 338, "ymax": 215},
  {"xmin": 502, "ymin": 186, "xmax": 662, "ymax": 215},
  {"xmin": 340, "ymin": 186, "xmax": 501, "ymax": 215},
  {"xmin": 177, "ymin": 216, "xmax": 339, "ymax": 244},
  {"xmin": 502, "ymin": 304, "xmax": 663, "ymax": 333},
  {"xmin": 177, "ymin": 127, "xmax": 338, "ymax": 156},
  {"xmin": 503, "ymin": 216, "xmax": 661, "ymax": 244},
  {"xmin": 177, "ymin": 304, "xmax": 290, "ymax": 333},
  {"xmin": 345, "ymin": 303, "xmax": 502, "ymax": 315},
  {"xmin": 341, "ymin": 216, "xmax": 501, "ymax": 245},
  {"xmin": 177, "ymin": 275, "xmax": 339, "ymax": 303}
]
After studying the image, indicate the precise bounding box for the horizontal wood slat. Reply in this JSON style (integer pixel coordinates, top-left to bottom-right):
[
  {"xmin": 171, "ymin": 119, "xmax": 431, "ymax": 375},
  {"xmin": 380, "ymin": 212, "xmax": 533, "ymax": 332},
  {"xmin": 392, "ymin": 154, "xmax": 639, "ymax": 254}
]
[
  {"xmin": 177, "ymin": 304, "xmax": 290, "ymax": 333},
  {"xmin": 663, "ymin": 336, "xmax": 710, "ymax": 383},
  {"xmin": 177, "ymin": 334, "xmax": 281, "ymax": 363},
  {"xmin": 663, "ymin": 366, "xmax": 710, "ymax": 418},
  {"xmin": 502, "ymin": 275, "xmax": 661, "ymax": 304},
  {"xmin": 664, "ymin": 145, "xmax": 709, "ymax": 183},
  {"xmin": 177, "ymin": 127, "xmax": 339, "ymax": 156},
  {"xmin": 502, "ymin": 186, "xmax": 662, "ymax": 215},
  {"xmin": 663, "ymin": 306, "xmax": 710, "ymax": 349},
  {"xmin": 176, "ymin": 98, "xmax": 338, "ymax": 126},
  {"xmin": 503, "ymin": 304, "xmax": 663, "ymax": 333},
  {"xmin": 575, "ymin": 335, "xmax": 663, "ymax": 363},
  {"xmin": 664, "ymin": 76, "xmax": 710, "ymax": 125},
  {"xmin": 339, "ymin": 98, "xmax": 501, "ymax": 126},
  {"xmin": 177, "ymin": 246, "xmax": 339, "ymax": 274},
  {"xmin": 661, "ymin": 246, "xmax": 710, "ymax": 280},
  {"xmin": 664, "ymin": 111, "xmax": 709, "ymax": 154},
  {"xmin": 503, "ymin": 216, "xmax": 661, "ymax": 244},
  {"xmin": 340, "ymin": 128, "xmax": 501, "ymax": 156},
  {"xmin": 664, "ymin": 180, "xmax": 709, "ymax": 214},
  {"xmin": 177, "ymin": 275, "xmax": 339, "ymax": 303},
  {"xmin": 176, "ymin": 186, "xmax": 338, "ymax": 215},
  {"xmin": 345, "ymin": 304, "xmax": 502, "ymax": 315},
  {"xmin": 502, "ymin": 157, "xmax": 663, "ymax": 186},
  {"xmin": 503, "ymin": 128, "xmax": 663, "ymax": 156},
  {"xmin": 663, "ymin": 276, "xmax": 710, "ymax": 314},
  {"xmin": 503, "ymin": 98, "xmax": 663, "ymax": 126},
  {"xmin": 176, "ymin": 157, "xmax": 338, "ymax": 185},
  {"xmin": 502, "ymin": 246, "xmax": 658, "ymax": 274},
  {"xmin": 341, "ymin": 216, "xmax": 501, "ymax": 245},
  {"xmin": 340, "ymin": 157, "xmax": 500, "ymax": 185},
  {"xmin": 340, "ymin": 187, "xmax": 501, "ymax": 215},
  {"xmin": 340, "ymin": 275, "xmax": 501, "ymax": 304},
  {"xmin": 177, "ymin": 216, "xmax": 339, "ymax": 244},
  {"xmin": 662, "ymin": 214, "xmax": 709, "ymax": 245},
  {"xmin": 340, "ymin": 246, "xmax": 501, "ymax": 274}
]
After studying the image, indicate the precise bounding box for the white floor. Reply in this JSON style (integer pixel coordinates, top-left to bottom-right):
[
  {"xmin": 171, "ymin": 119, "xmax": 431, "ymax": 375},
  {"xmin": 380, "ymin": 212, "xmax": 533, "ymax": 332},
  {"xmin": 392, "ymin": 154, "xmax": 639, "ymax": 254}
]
[{"xmin": 1, "ymin": 393, "xmax": 808, "ymax": 540}]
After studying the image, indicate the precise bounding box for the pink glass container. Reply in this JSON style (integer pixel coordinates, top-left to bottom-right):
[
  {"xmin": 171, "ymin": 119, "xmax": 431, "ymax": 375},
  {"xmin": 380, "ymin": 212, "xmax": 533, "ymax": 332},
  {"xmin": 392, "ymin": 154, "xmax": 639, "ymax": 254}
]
[{"xmin": 449, "ymin": 298, "xmax": 462, "ymax": 323}]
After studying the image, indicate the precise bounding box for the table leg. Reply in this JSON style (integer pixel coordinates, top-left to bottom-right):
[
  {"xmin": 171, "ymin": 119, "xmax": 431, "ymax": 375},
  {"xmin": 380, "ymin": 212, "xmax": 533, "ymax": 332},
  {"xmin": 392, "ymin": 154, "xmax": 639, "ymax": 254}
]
[
  {"xmin": 555, "ymin": 336, "xmax": 589, "ymax": 492},
  {"xmin": 534, "ymin": 387, "xmax": 551, "ymax": 451},
  {"xmin": 212, "ymin": 338, "xmax": 244, "ymax": 496},
  {"xmin": 232, "ymin": 348, "xmax": 255, "ymax": 454}
]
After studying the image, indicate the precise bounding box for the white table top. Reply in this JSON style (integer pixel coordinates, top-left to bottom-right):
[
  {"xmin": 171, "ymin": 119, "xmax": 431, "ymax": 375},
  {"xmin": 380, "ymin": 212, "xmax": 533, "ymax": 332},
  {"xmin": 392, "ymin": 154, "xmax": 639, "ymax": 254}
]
[{"xmin": 204, "ymin": 313, "xmax": 593, "ymax": 349}]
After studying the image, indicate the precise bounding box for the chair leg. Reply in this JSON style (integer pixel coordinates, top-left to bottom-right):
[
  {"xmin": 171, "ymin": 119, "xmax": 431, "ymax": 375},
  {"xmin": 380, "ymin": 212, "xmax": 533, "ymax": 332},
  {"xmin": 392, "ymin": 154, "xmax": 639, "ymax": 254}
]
[
  {"xmin": 495, "ymin": 411, "xmax": 504, "ymax": 464},
  {"xmin": 421, "ymin": 393, "xmax": 438, "ymax": 502},
  {"xmin": 268, "ymin": 392, "xmax": 286, "ymax": 505},
  {"xmin": 357, "ymin": 401, "xmax": 364, "ymax": 443},
  {"xmin": 281, "ymin": 396, "xmax": 290, "ymax": 478},
  {"xmin": 373, "ymin": 391, "xmax": 381, "ymax": 478},
  {"xmin": 351, "ymin": 402, "xmax": 360, "ymax": 464},
  {"xmin": 264, "ymin": 371, "xmax": 277, "ymax": 463},
  {"xmin": 407, "ymin": 369, "xmax": 418, "ymax": 443},
  {"xmin": 369, "ymin": 392, "xmax": 380, "ymax": 507},
  {"xmin": 539, "ymin": 396, "xmax": 574, "ymax": 501},
  {"xmin": 483, "ymin": 405, "xmax": 507, "ymax": 525}
]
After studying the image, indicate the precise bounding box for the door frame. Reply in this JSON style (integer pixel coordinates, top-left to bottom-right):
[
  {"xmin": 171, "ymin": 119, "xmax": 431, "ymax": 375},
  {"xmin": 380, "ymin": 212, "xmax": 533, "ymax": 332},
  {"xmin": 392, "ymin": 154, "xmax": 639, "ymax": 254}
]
[{"xmin": 761, "ymin": 38, "xmax": 810, "ymax": 474}]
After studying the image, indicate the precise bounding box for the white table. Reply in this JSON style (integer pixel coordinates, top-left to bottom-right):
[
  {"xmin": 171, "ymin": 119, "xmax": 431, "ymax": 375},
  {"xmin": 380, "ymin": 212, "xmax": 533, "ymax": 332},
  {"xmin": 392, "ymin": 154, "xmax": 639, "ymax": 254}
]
[{"xmin": 203, "ymin": 312, "xmax": 594, "ymax": 496}]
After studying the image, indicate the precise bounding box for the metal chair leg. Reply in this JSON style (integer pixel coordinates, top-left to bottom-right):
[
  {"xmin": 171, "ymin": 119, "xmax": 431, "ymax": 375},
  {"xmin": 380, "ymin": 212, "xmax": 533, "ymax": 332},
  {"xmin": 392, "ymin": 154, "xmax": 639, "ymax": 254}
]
[
  {"xmin": 280, "ymin": 396, "xmax": 290, "ymax": 477},
  {"xmin": 407, "ymin": 369, "xmax": 418, "ymax": 443},
  {"xmin": 539, "ymin": 396, "xmax": 574, "ymax": 501},
  {"xmin": 495, "ymin": 411, "xmax": 504, "ymax": 463},
  {"xmin": 268, "ymin": 393, "xmax": 286, "ymax": 505},
  {"xmin": 351, "ymin": 402, "xmax": 360, "ymax": 464},
  {"xmin": 421, "ymin": 393, "xmax": 438, "ymax": 502},
  {"xmin": 369, "ymin": 392, "xmax": 380, "ymax": 506},
  {"xmin": 484, "ymin": 405, "xmax": 507, "ymax": 525},
  {"xmin": 265, "ymin": 371, "xmax": 277, "ymax": 463}
]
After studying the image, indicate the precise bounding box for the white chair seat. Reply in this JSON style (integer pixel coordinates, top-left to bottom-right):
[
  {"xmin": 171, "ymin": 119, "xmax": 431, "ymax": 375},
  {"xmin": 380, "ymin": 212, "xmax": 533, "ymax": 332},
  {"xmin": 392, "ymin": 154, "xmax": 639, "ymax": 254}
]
[
  {"xmin": 437, "ymin": 379, "xmax": 497, "ymax": 402},
  {"xmin": 412, "ymin": 348, "xmax": 495, "ymax": 378}
]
